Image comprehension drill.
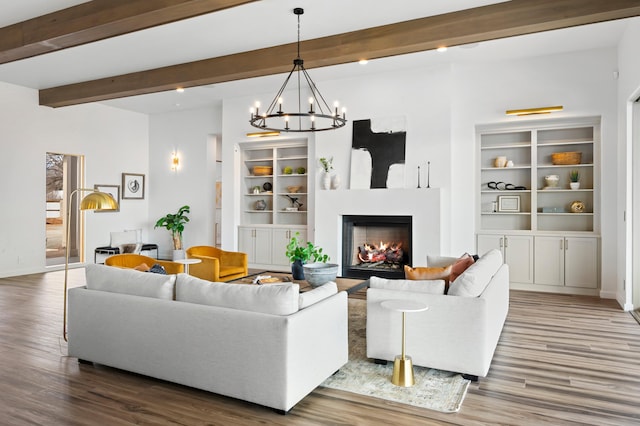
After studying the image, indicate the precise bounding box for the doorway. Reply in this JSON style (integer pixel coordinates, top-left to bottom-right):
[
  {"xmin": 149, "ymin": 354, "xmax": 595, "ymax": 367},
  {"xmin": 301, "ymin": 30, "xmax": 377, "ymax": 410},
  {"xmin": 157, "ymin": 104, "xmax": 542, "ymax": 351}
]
[{"xmin": 46, "ymin": 153, "xmax": 83, "ymax": 266}]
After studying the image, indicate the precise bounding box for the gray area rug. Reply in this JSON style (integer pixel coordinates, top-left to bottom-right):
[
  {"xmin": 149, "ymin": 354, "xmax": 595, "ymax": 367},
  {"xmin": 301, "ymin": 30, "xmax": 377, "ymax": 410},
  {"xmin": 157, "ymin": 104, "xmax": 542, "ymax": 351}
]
[{"xmin": 321, "ymin": 299, "xmax": 470, "ymax": 413}]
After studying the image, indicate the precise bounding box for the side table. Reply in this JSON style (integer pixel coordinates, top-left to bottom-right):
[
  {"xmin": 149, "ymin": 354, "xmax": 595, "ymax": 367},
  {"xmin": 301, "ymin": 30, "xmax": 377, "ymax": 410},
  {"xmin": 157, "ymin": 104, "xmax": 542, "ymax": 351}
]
[
  {"xmin": 380, "ymin": 299, "xmax": 429, "ymax": 387},
  {"xmin": 173, "ymin": 258, "xmax": 201, "ymax": 274}
]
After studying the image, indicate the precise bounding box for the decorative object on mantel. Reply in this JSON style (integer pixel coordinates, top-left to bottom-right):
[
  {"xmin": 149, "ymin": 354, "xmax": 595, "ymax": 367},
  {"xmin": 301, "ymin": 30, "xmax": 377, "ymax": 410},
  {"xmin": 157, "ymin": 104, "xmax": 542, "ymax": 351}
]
[
  {"xmin": 350, "ymin": 117, "xmax": 407, "ymax": 189},
  {"xmin": 285, "ymin": 232, "xmax": 329, "ymax": 280},
  {"xmin": 569, "ymin": 169, "xmax": 580, "ymax": 190},
  {"xmin": 417, "ymin": 165, "xmax": 421, "ymax": 188},
  {"xmin": 319, "ymin": 156, "xmax": 333, "ymax": 190},
  {"xmin": 426, "ymin": 161, "xmax": 431, "ymax": 188},
  {"xmin": 248, "ymin": 8, "xmax": 346, "ymax": 133},
  {"xmin": 154, "ymin": 205, "xmax": 190, "ymax": 260},
  {"xmin": 331, "ymin": 173, "xmax": 342, "ymax": 189}
]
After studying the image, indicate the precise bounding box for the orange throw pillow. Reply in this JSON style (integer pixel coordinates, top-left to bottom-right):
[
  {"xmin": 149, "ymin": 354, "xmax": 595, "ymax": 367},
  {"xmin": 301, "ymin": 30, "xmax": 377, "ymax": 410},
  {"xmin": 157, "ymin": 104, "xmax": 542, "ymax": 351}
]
[
  {"xmin": 404, "ymin": 265, "xmax": 452, "ymax": 281},
  {"xmin": 134, "ymin": 263, "xmax": 150, "ymax": 272},
  {"xmin": 449, "ymin": 254, "xmax": 475, "ymax": 283}
]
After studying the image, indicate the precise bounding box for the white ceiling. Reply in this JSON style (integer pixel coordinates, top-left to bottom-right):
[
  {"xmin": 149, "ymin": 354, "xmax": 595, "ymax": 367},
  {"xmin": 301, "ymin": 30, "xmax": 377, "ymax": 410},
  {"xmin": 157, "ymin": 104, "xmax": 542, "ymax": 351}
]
[{"xmin": 0, "ymin": 0, "xmax": 633, "ymax": 114}]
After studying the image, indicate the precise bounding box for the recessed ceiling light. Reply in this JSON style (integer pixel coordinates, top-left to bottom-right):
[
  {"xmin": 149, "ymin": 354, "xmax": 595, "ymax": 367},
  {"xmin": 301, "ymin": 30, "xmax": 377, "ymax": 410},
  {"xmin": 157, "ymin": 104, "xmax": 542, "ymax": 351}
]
[
  {"xmin": 358, "ymin": 59, "xmax": 369, "ymax": 65},
  {"xmin": 176, "ymin": 87, "xmax": 185, "ymax": 93},
  {"xmin": 436, "ymin": 46, "xmax": 447, "ymax": 53}
]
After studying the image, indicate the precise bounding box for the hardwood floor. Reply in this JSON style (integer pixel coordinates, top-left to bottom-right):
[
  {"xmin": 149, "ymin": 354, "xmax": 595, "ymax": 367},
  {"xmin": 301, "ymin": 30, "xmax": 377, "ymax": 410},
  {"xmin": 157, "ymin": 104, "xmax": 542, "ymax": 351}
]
[{"xmin": 1, "ymin": 269, "xmax": 639, "ymax": 425}]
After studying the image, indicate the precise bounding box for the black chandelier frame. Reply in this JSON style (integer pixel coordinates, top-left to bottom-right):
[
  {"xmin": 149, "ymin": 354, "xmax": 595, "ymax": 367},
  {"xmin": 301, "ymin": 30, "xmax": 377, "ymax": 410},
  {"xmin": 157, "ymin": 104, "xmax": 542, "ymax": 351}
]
[{"xmin": 249, "ymin": 8, "xmax": 346, "ymax": 133}]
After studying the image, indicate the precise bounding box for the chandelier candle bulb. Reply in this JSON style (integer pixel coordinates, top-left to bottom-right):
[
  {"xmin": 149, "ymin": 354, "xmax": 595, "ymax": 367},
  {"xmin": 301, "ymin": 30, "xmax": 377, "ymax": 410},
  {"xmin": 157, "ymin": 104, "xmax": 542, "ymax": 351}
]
[{"xmin": 278, "ymin": 97, "xmax": 283, "ymax": 113}]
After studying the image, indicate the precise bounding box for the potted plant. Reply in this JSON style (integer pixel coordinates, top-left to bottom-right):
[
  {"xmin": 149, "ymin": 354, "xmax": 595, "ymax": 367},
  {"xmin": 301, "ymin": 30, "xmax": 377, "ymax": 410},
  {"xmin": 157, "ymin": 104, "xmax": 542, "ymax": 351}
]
[
  {"xmin": 285, "ymin": 232, "xmax": 329, "ymax": 280},
  {"xmin": 319, "ymin": 157, "xmax": 333, "ymax": 190},
  {"xmin": 569, "ymin": 170, "xmax": 580, "ymax": 190},
  {"xmin": 154, "ymin": 205, "xmax": 190, "ymax": 259}
]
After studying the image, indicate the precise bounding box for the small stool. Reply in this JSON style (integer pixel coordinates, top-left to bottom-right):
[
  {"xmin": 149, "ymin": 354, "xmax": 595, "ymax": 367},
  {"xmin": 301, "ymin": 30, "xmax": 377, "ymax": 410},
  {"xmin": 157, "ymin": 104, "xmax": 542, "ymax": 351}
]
[
  {"xmin": 380, "ymin": 299, "xmax": 428, "ymax": 387},
  {"xmin": 173, "ymin": 258, "xmax": 201, "ymax": 274}
]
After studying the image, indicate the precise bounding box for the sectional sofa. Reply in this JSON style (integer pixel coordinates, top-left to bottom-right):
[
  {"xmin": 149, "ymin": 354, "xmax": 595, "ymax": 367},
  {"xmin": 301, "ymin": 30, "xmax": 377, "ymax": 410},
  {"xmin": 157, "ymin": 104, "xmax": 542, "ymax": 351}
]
[{"xmin": 68, "ymin": 264, "xmax": 348, "ymax": 413}]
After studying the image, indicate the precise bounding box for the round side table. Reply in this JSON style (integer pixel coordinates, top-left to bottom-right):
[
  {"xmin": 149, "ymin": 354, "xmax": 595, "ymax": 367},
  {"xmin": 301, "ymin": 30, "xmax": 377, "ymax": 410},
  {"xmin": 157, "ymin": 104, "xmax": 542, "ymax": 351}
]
[
  {"xmin": 380, "ymin": 299, "xmax": 428, "ymax": 387},
  {"xmin": 173, "ymin": 258, "xmax": 201, "ymax": 274}
]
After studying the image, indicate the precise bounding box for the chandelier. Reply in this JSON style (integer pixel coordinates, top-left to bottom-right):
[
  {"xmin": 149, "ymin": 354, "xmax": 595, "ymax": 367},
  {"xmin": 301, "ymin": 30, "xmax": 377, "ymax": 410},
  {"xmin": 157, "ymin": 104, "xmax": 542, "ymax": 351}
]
[{"xmin": 249, "ymin": 7, "xmax": 346, "ymax": 133}]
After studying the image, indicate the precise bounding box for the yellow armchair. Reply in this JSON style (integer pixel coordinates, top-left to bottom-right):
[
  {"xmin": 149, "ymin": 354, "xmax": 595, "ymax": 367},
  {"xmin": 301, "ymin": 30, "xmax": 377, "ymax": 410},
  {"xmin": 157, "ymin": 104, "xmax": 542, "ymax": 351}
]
[
  {"xmin": 186, "ymin": 246, "xmax": 248, "ymax": 282},
  {"xmin": 104, "ymin": 253, "xmax": 184, "ymax": 274}
]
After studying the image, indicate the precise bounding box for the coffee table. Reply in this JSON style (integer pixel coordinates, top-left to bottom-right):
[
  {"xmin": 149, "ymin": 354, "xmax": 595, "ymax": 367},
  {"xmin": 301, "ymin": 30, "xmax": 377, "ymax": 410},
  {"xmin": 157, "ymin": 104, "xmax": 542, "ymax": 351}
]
[{"xmin": 227, "ymin": 270, "xmax": 368, "ymax": 294}]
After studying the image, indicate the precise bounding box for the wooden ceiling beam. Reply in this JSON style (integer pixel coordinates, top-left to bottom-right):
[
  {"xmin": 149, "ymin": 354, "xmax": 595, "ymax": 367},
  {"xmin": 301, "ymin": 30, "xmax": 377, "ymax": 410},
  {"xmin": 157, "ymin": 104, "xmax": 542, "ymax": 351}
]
[
  {"xmin": 0, "ymin": 0, "xmax": 257, "ymax": 64},
  {"xmin": 40, "ymin": 0, "xmax": 640, "ymax": 108}
]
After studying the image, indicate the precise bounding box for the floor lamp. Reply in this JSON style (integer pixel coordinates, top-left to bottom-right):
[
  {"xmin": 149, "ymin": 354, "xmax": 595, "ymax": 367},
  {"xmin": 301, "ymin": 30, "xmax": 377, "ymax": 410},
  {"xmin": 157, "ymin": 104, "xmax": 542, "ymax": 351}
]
[{"xmin": 63, "ymin": 188, "xmax": 118, "ymax": 341}]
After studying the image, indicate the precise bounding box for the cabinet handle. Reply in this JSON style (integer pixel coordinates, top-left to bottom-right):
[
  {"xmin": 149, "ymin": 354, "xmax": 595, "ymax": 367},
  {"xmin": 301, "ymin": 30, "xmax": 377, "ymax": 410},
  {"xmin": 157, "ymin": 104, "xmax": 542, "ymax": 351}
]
[
  {"xmin": 565, "ymin": 239, "xmax": 568, "ymax": 250},
  {"xmin": 504, "ymin": 236, "xmax": 508, "ymax": 248},
  {"xmin": 560, "ymin": 239, "xmax": 563, "ymax": 250}
]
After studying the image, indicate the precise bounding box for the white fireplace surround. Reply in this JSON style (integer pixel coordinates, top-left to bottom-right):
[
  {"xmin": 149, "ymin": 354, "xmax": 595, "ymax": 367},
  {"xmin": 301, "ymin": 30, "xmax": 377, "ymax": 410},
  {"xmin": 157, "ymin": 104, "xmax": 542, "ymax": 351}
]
[{"xmin": 314, "ymin": 188, "xmax": 444, "ymax": 272}]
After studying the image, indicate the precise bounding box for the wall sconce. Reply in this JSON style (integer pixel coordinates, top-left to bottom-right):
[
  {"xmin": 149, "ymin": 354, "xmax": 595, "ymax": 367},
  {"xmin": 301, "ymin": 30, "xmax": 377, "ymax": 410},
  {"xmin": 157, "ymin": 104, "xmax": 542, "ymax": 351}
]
[
  {"xmin": 171, "ymin": 152, "xmax": 180, "ymax": 171},
  {"xmin": 506, "ymin": 105, "xmax": 563, "ymax": 116}
]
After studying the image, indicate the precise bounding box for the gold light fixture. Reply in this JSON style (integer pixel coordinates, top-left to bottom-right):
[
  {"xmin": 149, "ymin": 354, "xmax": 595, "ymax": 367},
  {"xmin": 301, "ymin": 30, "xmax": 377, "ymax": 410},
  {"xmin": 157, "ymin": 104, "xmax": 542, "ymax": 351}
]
[
  {"xmin": 63, "ymin": 189, "xmax": 118, "ymax": 341},
  {"xmin": 246, "ymin": 131, "xmax": 281, "ymax": 138},
  {"xmin": 171, "ymin": 152, "xmax": 180, "ymax": 171},
  {"xmin": 506, "ymin": 105, "xmax": 563, "ymax": 116},
  {"xmin": 249, "ymin": 7, "xmax": 346, "ymax": 133}
]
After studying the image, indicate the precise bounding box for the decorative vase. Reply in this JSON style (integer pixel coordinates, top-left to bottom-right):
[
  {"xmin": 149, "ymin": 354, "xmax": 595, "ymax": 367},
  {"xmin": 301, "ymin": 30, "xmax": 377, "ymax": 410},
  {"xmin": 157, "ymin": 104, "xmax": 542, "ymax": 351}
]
[
  {"xmin": 291, "ymin": 259, "xmax": 305, "ymax": 280},
  {"xmin": 172, "ymin": 249, "xmax": 185, "ymax": 260},
  {"xmin": 570, "ymin": 182, "xmax": 580, "ymax": 190},
  {"xmin": 254, "ymin": 199, "xmax": 266, "ymax": 210},
  {"xmin": 331, "ymin": 173, "xmax": 341, "ymax": 189},
  {"xmin": 544, "ymin": 175, "xmax": 560, "ymax": 188},
  {"xmin": 321, "ymin": 172, "xmax": 331, "ymax": 190},
  {"xmin": 494, "ymin": 156, "xmax": 507, "ymax": 168}
]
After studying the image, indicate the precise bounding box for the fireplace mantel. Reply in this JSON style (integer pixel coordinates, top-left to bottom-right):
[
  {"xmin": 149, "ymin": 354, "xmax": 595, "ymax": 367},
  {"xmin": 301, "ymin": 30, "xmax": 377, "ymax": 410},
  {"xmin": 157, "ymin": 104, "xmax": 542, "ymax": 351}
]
[{"xmin": 314, "ymin": 188, "xmax": 444, "ymax": 271}]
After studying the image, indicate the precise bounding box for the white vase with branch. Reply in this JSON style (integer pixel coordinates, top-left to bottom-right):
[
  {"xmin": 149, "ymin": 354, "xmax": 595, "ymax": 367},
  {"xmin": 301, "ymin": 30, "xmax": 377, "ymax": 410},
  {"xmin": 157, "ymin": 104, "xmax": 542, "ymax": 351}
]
[{"xmin": 319, "ymin": 157, "xmax": 333, "ymax": 190}]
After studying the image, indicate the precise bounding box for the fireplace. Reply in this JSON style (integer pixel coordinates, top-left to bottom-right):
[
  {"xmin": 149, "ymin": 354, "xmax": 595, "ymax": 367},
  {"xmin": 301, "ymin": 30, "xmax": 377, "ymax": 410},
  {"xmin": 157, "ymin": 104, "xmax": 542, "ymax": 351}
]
[{"xmin": 342, "ymin": 215, "xmax": 412, "ymax": 279}]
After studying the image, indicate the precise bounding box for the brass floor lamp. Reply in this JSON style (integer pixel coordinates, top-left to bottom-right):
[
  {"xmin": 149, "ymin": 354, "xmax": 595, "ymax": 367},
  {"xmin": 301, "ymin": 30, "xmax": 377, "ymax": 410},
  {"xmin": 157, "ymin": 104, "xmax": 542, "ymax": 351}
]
[{"xmin": 63, "ymin": 188, "xmax": 118, "ymax": 341}]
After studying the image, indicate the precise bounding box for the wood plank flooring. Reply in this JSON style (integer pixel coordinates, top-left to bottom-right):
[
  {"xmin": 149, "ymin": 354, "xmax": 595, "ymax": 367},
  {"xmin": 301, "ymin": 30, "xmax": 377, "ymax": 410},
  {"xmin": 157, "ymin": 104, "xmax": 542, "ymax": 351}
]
[{"xmin": 1, "ymin": 269, "xmax": 639, "ymax": 425}]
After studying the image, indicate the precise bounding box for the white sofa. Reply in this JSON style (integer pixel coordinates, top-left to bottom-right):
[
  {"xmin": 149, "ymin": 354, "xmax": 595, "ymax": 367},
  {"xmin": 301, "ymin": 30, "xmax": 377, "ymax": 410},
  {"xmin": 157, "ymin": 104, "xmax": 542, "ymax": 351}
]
[
  {"xmin": 68, "ymin": 264, "xmax": 348, "ymax": 413},
  {"xmin": 366, "ymin": 249, "xmax": 509, "ymax": 379}
]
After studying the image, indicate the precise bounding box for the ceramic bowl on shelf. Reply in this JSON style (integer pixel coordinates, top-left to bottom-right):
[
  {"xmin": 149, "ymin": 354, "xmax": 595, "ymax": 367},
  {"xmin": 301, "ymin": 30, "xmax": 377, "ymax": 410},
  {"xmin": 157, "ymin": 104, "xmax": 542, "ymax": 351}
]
[
  {"xmin": 287, "ymin": 185, "xmax": 302, "ymax": 193},
  {"xmin": 253, "ymin": 166, "xmax": 273, "ymax": 176}
]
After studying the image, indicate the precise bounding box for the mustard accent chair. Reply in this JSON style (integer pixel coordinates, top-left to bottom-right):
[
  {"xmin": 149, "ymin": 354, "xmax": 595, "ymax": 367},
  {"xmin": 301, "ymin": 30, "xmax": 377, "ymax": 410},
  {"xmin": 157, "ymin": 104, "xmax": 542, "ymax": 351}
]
[
  {"xmin": 186, "ymin": 246, "xmax": 248, "ymax": 282},
  {"xmin": 104, "ymin": 253, "xmax": 184, "ymax": 274}
]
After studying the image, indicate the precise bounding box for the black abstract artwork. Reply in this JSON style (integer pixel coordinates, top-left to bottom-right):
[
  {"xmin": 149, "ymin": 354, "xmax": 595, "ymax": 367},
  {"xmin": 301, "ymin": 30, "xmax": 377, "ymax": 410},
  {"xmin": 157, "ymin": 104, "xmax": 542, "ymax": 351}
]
[{"xmin": 350, "ymin": 118, "xmax": 406, "ymax": 189}]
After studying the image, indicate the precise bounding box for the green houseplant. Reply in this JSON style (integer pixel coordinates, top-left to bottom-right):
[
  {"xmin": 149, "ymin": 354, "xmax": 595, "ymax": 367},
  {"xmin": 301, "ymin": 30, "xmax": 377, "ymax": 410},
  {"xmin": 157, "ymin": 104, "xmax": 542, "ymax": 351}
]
[
  {"xmin": 569, "ymin": 170, "xmax": 580, "ymax": 190},
  {"xmin": 285, "ymin": 232, "xmax": 329, "ymax": 279},
  {"xmin": 154, "ymin": 205, "xmax": 190, "ymax": 255}
]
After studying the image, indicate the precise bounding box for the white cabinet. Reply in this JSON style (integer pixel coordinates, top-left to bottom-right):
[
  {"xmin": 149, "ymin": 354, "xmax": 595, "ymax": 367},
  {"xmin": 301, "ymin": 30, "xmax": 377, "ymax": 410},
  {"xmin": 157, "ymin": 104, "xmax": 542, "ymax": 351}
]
[
  {"xmin": 238, "ymin": 226, "xmax": 272, "ymax": 266},
  {"xmin": 271, "ymin": 228, "xmax": 307, "ymax": 267},
  {"xmin": 477, "ymin": 234, "xmax": 534, "ymax": 284},
  {"xmin": 535, "ymin": 236, "xmax": 598, "ymax": 289}
]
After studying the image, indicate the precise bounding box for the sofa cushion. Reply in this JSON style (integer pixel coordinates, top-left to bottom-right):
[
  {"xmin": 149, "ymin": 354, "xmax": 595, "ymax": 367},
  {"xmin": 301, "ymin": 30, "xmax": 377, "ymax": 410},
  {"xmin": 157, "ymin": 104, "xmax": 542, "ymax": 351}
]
[
  {"xmin": 448, "ymin": 249, "xmax": 502, "ymax": 297},
  {"xmin": 299, "ymin": 282, "xmax": 338, "ymax": 309},
  {"xmin": 369, "ymin": 276, "xmax": 445, "ymax": 295},
  {"xmin": 449, "ymin": 254, "xmax": 475, "ymax": 283},
  {"xmin": 85, "ymin": 263, "xmax": 175, "ymax": 300},
  {"xmin": 176, "ymin": 273, "xmax": 299, "ymax": 315}
]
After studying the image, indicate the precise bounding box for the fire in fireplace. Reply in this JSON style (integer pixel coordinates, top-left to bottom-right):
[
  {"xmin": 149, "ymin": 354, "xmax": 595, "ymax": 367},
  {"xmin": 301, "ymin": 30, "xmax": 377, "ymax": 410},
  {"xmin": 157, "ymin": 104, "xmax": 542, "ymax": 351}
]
[{"xmin": 342, "ymin": 215, "xmax": 412, "ymax": 279}]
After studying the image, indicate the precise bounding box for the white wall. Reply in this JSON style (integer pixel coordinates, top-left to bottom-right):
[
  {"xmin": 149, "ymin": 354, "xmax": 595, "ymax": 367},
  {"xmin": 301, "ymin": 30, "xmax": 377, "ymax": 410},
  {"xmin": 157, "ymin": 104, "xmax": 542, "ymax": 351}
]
[
  {"xmin": 148, "ymin": 107, "xmax": 222, "ymax": 258},
  {"xmin": 617, "ymin": 17, "xmax": 640, "ymax": 309},
  {"xmin": 0, "ymin": 82, "xmax": 149, "ymax": 278}
]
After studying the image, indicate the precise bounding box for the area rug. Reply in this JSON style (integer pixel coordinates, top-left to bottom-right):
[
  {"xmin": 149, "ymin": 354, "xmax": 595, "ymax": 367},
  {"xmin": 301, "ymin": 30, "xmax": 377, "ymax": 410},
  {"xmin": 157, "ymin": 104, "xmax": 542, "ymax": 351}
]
[{"xmin": 321, "ymin": 299, "xmax": 470, "ymax": 413}]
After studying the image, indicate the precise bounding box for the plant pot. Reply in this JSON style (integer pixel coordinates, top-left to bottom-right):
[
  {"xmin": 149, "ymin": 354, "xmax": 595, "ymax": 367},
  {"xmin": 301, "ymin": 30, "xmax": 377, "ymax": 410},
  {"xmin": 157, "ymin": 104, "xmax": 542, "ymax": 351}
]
[
  {"xmin": 291, "ymin": 259, "xmax": 305, "ymax": 280},
  {"xmin": 570, "ymin": 182, "xmax": 580, "ymax": 190},
  {"xmin": 172, "ymin": 249, "xmax": 186, "ymax": 260},
  {"xmin": 321, "ymin": 172, "xmax": 331, "ymax": 190},
  {"xmin": 303, "ymin": 263, "xmax": 339, "ymax": 287}
]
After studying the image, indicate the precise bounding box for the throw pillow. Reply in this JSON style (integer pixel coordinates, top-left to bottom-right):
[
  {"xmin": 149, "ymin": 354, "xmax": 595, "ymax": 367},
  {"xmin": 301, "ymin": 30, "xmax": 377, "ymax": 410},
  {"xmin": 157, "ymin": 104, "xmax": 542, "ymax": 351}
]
[
  {"xmin": 134, "ymin": 263, "xmax": 150, "ymax": 272},
  {"xmin": 120, "ymin": 243, "xmax": 139, "ymax": 254},
  {"xmin": 448, "ymin": 249, "xmax": 502, "ymax": 297},
  {"xmin": 450, "ymin": 254, "xmax": 475, "ymax": 283},
  {"xmin": 86, "ymin": 264, "xmax": 175, "ymax": 300},
  {"xmin": 404, "ymin": 265, "xmax": 452, "ymax": 280}
]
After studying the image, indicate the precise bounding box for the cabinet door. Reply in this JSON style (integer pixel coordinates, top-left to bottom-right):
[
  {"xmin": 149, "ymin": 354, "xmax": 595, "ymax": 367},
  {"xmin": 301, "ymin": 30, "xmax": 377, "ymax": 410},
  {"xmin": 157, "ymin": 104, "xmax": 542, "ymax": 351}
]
[
  {"xmin": 504, "ymin": 235, "xmax": 534, "ymax": 284},
  {"xmin": 564, "ymin": 237, "xmax": 598, "ymax": 288},
  {"xmin": 253, "ymin": 228, "xmax": 273, "ymax": 265},
  {"xmin": 238, "ymin": 227, "xmax": 256, "ymax": 262},
  {"xmin": 534, "ymin": 236, "xmax": 564, "ymax": 286},
  {"xmin": 477, "ymin": 234, "xmax": 504, "ymax": 260},
  {"xmin": 272, "ymin": 229, "xmax": 308, "ymax": 266}
]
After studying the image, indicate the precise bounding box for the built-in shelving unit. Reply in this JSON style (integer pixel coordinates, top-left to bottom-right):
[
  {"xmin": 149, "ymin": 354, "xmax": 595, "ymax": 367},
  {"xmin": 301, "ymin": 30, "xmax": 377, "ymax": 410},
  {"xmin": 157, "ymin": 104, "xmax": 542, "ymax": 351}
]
[
  {"xmin": 239, "ymin": 139, "xmax": 309, "ymax": 271},
  {"xmin": 476, "ymin": 117, "xmax": 601, "ymax": 295}
]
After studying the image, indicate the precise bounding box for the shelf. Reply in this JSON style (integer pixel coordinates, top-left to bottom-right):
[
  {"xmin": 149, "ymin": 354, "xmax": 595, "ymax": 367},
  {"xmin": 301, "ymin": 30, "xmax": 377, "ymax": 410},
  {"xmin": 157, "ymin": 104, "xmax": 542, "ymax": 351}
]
[
  {"xmin": 277, "ymin": 155, "xmax": 308, "ymax": 161},
  {"xmin": 537, "ymin": 139, "xmax": 593, "ymax": 146},
  {"xmin": 278, "ymin": 174, "xmax": 307, "ymax": 177},
  {"xmin": 481, "ymin": 165, "xmax": 531, "ymax": 171},
  {"xmin": 245, "ymin": 175, "xmax": 273, "ymax": 178},
  {"xmin": 537, "ymin": 163, "xmax": 593, "ymax": 169},
  {"xmin": 278, "ymin": 192, "xmax": 307, "ymax": 196},
  {"xmin": 537, "ymin": 188, "xmax": 593, "ymax": 192},
  {"xmin": 245, "ymin": 210, "xmax": 273, "ymax": 213},
  {"xmin": 537, "ymin": 212, "xmax": 594, "ymax": 216},
  {"xmin": 481, "ymin": 212, "xmax": 531, "ymax": 215},
  {"xmin": 481, "ymin": 189, "xmax": 531, "ymax": 193},
  {"xmin": 246, "ymin": 193, "xmax": 273, "ymax": 196},
  {"xmin": 481, "ymin": 144, "xmax": 531, "ymax": 150}
]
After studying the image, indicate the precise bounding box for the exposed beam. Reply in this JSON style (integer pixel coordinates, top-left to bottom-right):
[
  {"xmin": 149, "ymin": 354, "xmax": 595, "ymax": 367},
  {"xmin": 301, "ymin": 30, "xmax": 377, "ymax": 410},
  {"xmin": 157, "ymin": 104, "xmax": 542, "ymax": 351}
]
[
  {"xmin": 0, "ymin": 0, "xmax": 257, "ymax": 64},
  {"xmin": 40, "ymin": 0, "xmax": 640, "ymax": 108}
]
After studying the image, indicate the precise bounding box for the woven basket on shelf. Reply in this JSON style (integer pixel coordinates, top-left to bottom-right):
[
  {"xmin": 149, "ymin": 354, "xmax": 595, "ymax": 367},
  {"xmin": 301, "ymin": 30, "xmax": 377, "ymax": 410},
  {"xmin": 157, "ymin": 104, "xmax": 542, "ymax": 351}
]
[
  {"xmin": 551, "ymin": 151, "xmax": 581, "ymax": 165},
  {"xmin": 252, "ymin": 166, "xmax": 273, "ymax": 176}
]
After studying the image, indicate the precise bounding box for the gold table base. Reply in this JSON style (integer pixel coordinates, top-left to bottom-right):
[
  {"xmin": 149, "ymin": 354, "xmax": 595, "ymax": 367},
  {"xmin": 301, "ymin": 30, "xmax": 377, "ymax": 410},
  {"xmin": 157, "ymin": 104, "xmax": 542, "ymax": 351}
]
[{"xmin": 392, "ymin": 354, "xmax": 415, "ymax": 387}]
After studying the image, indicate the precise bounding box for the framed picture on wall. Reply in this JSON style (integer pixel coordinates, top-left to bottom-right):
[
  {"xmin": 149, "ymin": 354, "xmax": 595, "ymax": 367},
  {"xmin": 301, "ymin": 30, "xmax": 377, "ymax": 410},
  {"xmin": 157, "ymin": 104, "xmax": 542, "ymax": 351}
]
[
  {"xmin": 122, "ymin": 173, "xmax": 145, "ymax": 200},
  {"xmin": 94, "ymin": 184, "xmax": 120, "ymax": 212},
  {"xmin": 498, "ymin": 195, "xmax": 520, "ymax": 212}
]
